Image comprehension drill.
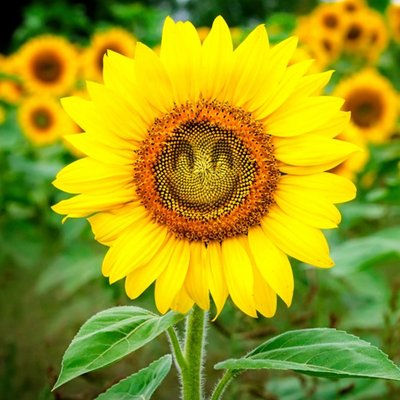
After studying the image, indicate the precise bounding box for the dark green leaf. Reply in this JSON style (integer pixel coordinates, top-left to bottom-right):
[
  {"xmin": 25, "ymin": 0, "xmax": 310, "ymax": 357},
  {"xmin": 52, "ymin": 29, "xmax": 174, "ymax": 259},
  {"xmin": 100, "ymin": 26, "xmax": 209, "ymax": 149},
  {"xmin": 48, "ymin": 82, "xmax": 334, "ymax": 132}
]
[
  {"xmin": 53, "ymin": 306, "xmax": 185, "ymax": 389},
  {"xmin": 215, "ymin": 328, "xmax": 400, "ymax": 381},
  {"xmin": 96, "ymin": 355, "xmax": 172, "ymax": 400}
]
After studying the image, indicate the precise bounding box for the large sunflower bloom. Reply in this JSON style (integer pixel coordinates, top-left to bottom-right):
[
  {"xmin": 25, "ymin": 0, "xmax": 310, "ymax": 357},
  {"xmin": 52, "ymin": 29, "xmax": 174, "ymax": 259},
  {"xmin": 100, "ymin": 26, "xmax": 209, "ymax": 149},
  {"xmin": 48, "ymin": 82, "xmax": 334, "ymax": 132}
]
[{"xmin": 52, "ymin": 17, "xmax": 358, "ymax": 318}]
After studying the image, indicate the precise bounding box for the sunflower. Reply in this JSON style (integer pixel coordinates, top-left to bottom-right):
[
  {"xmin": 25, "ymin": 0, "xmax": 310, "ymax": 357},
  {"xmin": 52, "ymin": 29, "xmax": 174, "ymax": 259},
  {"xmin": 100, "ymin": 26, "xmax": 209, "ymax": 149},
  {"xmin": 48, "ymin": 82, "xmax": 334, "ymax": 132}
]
[
  {"xmin": 16, "ymin": 34, "xmax": 79, "ymax": 97},
  {"xmin": 333, "ymin": 68, "xmax": 398, "ymax": 143},
  {"xmin": 338, "ymin": 0, "xmax": 366, "ymax": 14},
  {"xmin": 387, "ymin": 3, "xmax": 400, "ymax": 43},
  {"xmin": 52, "ymin": 16, "xmax": 358, "ymax": 318},
  {"xmin": 0, "ymin": 54, "xmax": 26, "ymax": 104},
  {"xmin": 81, "ymin": 27, "xmax": 137, "ymax": 82},
  {"xmin": 311, "ymin": 2, "xmax": 350, "ymax": 35},
  {"xmin": 18, "ymin": 95, "xmax": 75, "ymax": 146}
]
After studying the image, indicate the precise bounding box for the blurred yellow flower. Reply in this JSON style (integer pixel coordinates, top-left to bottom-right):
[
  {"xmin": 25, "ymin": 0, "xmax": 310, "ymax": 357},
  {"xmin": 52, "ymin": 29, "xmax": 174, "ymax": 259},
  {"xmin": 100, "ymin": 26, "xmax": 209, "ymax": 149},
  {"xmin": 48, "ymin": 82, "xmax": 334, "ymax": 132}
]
[
  {"xmin": 81, "ymin": 27, "xmax": 137, "ymax": 83},
  {"xmin": 18, "ymin": 95, "xmax": 75, "ymax": 146},
  {"xmin": 387, "ymin": 3, "xmax": 400, "ymax": 42},
  {"xmin": 52, "ymin": 16, "xmax": 357, "ymax": 318},
  {"xmin": 333, "ymin": 68, "xmax": 398, "ymax": 144},
  {"xmin": 0, "ymin": 55, "xmax": 26, "ymax": 104},
  {"xmin": 16, "ymin": 34, "xmax": 79, "ymax": 96}
]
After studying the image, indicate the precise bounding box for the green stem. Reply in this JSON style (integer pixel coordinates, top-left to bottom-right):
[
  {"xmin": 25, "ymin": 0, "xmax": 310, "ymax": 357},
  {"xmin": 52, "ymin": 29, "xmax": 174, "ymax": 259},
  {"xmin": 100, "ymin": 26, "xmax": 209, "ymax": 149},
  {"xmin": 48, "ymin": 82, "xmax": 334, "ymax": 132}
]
[
  {"xmin": 167, "ymin": 327, "xmax": 187, "ymax": 373},
  {"xmin": 209, "ymin": 370, "xmax": 235, "ymax": 400},
  {"xmin": 182, "ymin": 305, "xmax": 207, "ymax": 400}
]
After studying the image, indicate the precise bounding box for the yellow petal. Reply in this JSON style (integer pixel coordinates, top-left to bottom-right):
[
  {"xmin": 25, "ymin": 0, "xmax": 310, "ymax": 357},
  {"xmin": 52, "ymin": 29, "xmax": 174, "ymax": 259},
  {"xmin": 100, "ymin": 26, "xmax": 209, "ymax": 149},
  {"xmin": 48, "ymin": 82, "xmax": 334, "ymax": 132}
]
[
  {"xmin": 309, "ymin": 111, "xmax": 350, "ymax": 138},
  {"xmin": 253, "ymin": 59, "xmax": 314, "ymax": 118},
  {"xmin": 265, "ymin": 97, "xmax": 344, "ymax": 137},
  {"xmin": 274, "ymin": 134, "xmax": 360, "ymax": 169},
  {"xmin": 160, "ymin": 17, "xmax": 201, "ymax": 104},
  {"xmin": 205, "ymin": 241, "xmax": 228, "ymax": 319},
  {"xmin": 200, "ymin": 16, "xmax": 233, "ymax": 100},
  {"xmin": 63, "ymin": 134, "xmax": 135, "ymax": 165},
  {"xmin": 249, "ymin": 36, "xmax": 298, "ymax": 112},
  {"xmin": 247, "ymin": 226, "xmax": 293, "ymax": 306},
  {"xmin": 222, "ymin": 237, "xmax": 257, "ymax": 317},
  {"xmin": 278, "ymin": 173, "xmax": 357, "ymax": 204},
  {"xmin": 51, "ymin": 190, "xmax": 135, "ymax": 219},
  {"xmin": 103, "ymin": 51, "xmax": 157, "ymax": 124},
  {"xmin": 286, "ymin": 70, "xmax": 334, "ymax": 103},
  {"xmin": 155, "ymin": 238, "xmax": 191, "ymax": 314},
  {"xmin": 86, "ymin": 81, "xmax": 147, "ymax": 142},
  {"xmin": 125, "ymin": 234, "xmax": 176, "ymax": 299},
  {"xmin": 253, "ymin": 264, "xmax": 277, "ymax": 318},
  {"xmin": 103, "ymin": 218, "xmax": 168, "ymax": 282},
  {"xmin": 185, "ymin": 241, "xmax": 210, "ymax": 311},
  {"xmin": 61, "ymin": 96, "xmax": 130, "ymax": 149},
  {"xmin": 134, "ymin": 42, "xmax": 175, "ymax": 113},
  {"xmin": 88, "ymin": 202, "xmax": 145, "ymax": 246},
  {"xmin": 52, "ymin": 157, "xmax": 132, "ymax": 195},
  {"xmin": 171, "ymin": 286, "xmax": 194, "ymax": 314},
  {"xmin": 261, "ymin": 206, "xmax": 334, "ymax": 268},
  {"xmin": 223, "ymin": 24, "xmax": 269, "ymax": 106},
  {"xmin": 275, "ymin": 186, "xmax": 342, "ymax": 229}
]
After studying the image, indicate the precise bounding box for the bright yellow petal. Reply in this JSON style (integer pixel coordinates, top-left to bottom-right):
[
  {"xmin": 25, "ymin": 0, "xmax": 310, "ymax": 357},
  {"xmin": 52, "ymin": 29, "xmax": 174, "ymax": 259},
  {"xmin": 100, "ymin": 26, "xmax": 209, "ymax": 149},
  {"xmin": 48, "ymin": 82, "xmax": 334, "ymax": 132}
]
[
  {"xmin": 247, "ymin": 226, "xmax": 293, "ymax": 306},
  {"xmin": 274, "ymin": 134, "xmax": 360, "ymax": 169},
  {"xmin": 249, "ymin": 37, "xmax": 298, "ymax": 113},
  {"xmin": 200, "ymin": 16, "xmax": 233, "ymax": 100},
  {"xmin": 308, "ymin": 111, "xmax": 350, "ymax": 138},
  {"xmin": 261, "ymin": 206, "xmax": 334, "ymax": 268},
  {"xmin": 52, "ymin": 157, "xmax": 133, "ymax": 194},
  {"xmin": 103, "ymin": 218, "xmax": 168, "ymax": 282},
  {"xmin": 185, "ymin": 241, "xmax": 210, "ymax": 311},
  {"xmin": 253, "ymin": 264, "xmax": 277, "ymax": 318},
  {"xmin": 205, "ymin": 241, "xmax": 228, "ymax": 319},
  {"xmin": 86, "ymin": 81, "xmax": 147, "ymax": 142},
  {"xmin": 155, "ymin": 238, "xmax": 191, "ymax": 314},
  {"xmin": 125, "ymin": 234, "xmax": 176, "ymax": 299},
  {"xmin": 134, "ymin": 42, "xmax": 175, "ymax": 113},
  {"xmin": 278, "ymin": 173, "xmax": 357, "ymax": 204},
  {"xmin": 265, "ymin": 97, "xmax": 344, "ymax": 136},
  {"xmin": 288, "ymin": 70, "xmax": 334, "ymax": 102},
  {"xmin": 88, "ymin": 202, "xmax": 145, "ymax": 246},
  {"xmin": 63, "ymin": 133, "xmax": 135, "ymax": 165},
  {"xmin": 252, "ymin": 59, "xmax": 314, "ymax": 118},
  {"xmin": 160, "ymin": 17, "xmax": 201, "ymax": 104},
  {"xmin": 275, "ymin": 186, "xmax": 341, "ymax": 229},
  {"xmin": 222, "ymin": 237, "xmax": 257, "ymax": 317},
  {"xmin": 51, "ymin": 190, "xmax": 135, "ymax": 219},
  {"xmin": 103, "ymin": 51, "xmax": 157, "ymax": 124},
  {"xmin": 223, "ymin": 24, "xmax": 269, "ymax": 106},
  {"xmin": 171, "ymin": 286, "xmax": 194, "ymax": 314},
  {"xmin": 61, "ymin": 96, "xmax": 131, "ymax": 149}
]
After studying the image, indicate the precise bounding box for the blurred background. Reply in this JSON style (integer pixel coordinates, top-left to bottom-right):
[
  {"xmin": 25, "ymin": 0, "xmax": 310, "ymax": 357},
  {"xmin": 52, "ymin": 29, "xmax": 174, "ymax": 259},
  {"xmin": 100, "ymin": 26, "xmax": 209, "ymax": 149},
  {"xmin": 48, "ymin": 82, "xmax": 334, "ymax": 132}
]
[{"xmin": 0, "ymin": 0, "xmax": 400, "ymax": 399}]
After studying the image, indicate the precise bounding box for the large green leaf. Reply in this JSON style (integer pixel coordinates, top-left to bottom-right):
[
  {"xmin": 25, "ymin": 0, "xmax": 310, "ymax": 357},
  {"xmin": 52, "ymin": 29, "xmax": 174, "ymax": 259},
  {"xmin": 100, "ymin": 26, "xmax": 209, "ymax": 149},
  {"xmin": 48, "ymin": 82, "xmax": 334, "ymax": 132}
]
[
  {"xmin": 96, "ymin": 355, "xmax": 172, "ymax": 400},
  {"xmin": 53, "ymin": 306, "xmax": 185, "ymax": 389},
  {"xmin": 215, "ymin": 328, "xmax": 400, "ymax": 381}
]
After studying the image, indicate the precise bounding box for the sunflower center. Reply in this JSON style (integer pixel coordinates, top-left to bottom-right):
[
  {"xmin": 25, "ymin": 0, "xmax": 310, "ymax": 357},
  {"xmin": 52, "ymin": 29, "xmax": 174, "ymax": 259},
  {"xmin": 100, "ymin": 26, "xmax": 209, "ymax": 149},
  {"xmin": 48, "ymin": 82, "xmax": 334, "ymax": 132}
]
[
  {"xmin": 344, "ymin": 90, "xmax": 383, "ymax": 128},
  {"xmin": 323, "ymin": 14, "xmax": 338, "ymax": 29},
  {"xmin": 346, "ymin": 25, "xmax": 362, "ymax": 41},
  {"xmin": 33, "ymin": 51, "xmax": 63, "ymax": 82},
  {"xmin": 32, "ymin": 108, "xmax": 52, "ymax": 130},
  {"xmin": 134, "ymin": 99, "xmax": 280, "ymax": 242}
]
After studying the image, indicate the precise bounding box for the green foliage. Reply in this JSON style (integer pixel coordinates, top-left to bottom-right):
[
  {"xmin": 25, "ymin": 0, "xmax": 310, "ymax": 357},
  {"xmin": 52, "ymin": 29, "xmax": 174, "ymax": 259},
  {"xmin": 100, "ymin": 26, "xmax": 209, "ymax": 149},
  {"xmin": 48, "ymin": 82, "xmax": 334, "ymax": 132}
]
[
  {"xmin": 215, "ymin": 328, "xmax": 400, "ymax": 381},
  {"xmin": 53, "ymin": 306, "xmax": 185, "ymax": 389},
  {"xmin": 95, "ymin": 355, "xmax": 172, "ymax": 400}
]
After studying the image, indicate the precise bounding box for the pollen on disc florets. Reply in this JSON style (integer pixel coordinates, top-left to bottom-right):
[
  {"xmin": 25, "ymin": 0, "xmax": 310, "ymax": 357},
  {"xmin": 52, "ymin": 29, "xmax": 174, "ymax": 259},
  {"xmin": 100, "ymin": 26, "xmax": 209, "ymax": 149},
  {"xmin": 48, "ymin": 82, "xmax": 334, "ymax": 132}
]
[{"xmin": 134, "ymin": 99, "xmax": 280, "ymax": 242}]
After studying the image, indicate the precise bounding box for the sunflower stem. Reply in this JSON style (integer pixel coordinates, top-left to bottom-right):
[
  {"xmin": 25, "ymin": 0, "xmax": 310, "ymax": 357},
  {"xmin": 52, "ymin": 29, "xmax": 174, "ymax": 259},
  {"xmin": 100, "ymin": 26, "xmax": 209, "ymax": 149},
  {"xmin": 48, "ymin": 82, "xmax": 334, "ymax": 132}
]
[
  {"xmin": 167, "ymin": 327, "xmax": 187, "ymax": 372},
  {"xmin": 181, "ymin": 305, "xmax": 207, "ymax": 400},
  {"xmin": 209, "ymin": 370, "xmax": 236, "ymax": 400}
]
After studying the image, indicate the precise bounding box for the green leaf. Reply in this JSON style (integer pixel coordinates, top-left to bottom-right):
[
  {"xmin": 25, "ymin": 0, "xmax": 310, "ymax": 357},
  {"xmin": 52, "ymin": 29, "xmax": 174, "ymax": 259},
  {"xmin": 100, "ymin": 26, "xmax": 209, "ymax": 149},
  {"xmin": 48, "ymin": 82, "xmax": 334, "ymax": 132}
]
[
  {"xmin": 215, "ymin": 328, "xmax": 400, "ymax": 381},
  {"xmin": 96, "ymin": 355, "xmax": 172, "ymax": 400},
  {"xmin": 53, "ymin": 306, "xmax": 185, "ymax": 389},
  {"xmin": 330, "ymin": 227, "xmax": 400, "ymax": 277}
]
